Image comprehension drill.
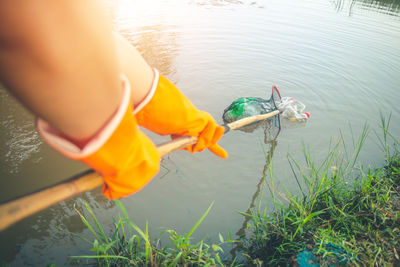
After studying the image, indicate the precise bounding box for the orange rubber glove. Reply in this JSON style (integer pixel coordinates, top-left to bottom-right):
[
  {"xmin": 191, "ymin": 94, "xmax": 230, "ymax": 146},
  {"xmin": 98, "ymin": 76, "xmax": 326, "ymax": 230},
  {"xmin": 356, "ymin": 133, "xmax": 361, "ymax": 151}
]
[
  {"xmin": 135, "ymin": 69, "xmax": 228, "ymax": 158},
  {"xmin": 37, "ymin": 76, "xmax": 160, "ymax": 199}
]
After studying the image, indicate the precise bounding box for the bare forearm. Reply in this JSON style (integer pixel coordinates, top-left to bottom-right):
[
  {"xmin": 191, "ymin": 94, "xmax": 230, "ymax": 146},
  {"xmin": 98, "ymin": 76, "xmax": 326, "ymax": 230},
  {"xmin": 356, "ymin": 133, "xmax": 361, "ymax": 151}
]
[{"xmin": 0, "ymin": 0, "xmax": 121, "ymax": 142}]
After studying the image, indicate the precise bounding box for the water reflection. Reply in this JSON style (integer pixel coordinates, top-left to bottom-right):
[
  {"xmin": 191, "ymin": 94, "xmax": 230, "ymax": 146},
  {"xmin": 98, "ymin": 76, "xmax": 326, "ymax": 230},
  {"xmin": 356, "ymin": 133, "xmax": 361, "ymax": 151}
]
[
  {"xmin": 0, "ymin": 190, "xmax": 115, "ymax": 265},
  {"xmin": 111, "ymin": 0, "xmax": 182, "ymax": 78},
  {"xmin": 190, "ymin": 0, "xmax": 265, "ymax": 9},
  {"xmin": 332, "ymin": 0, "xmax": 400, "ymax": 16},
  {"xmin": 191, "ymin": 0, "xmax": 244, "ymax": 7},
  {"xmin": 230, "ymin": 121, "xmax": 280, "ymax": 258},
  {"xmin": 0, "ymin": 88, "xmax": 42, "ymax": 175},
  {"xmin": 120, "ymin": 24, "xmax": 180, "ymax": 77}
]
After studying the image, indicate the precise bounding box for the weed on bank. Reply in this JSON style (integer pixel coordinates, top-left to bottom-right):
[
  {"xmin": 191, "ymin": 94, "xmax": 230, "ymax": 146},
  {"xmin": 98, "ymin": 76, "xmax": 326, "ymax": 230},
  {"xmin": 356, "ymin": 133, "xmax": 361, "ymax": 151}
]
[
  {"xmin": 71, "ymin": 118, "xmax": 399, "ymax": 266},
  {"xmin": 240, "ymin": 121, "xmax": 400, "ymax": 266}
]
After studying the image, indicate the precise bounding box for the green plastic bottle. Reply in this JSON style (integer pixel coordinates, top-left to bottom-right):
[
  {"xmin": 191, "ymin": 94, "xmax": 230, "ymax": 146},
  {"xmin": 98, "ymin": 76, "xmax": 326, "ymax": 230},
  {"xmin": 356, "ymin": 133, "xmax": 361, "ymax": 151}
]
[{"xmin": 222, "ymin": 97, "xmax": 274, "ymax": 123}]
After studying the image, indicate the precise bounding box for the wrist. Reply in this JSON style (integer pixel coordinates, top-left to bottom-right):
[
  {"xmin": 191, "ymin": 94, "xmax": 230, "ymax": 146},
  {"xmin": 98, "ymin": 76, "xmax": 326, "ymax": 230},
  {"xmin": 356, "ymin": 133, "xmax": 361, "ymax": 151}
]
[{"xmin": 37, "ymin": 74, "xmax": 132, "ymax": 158}]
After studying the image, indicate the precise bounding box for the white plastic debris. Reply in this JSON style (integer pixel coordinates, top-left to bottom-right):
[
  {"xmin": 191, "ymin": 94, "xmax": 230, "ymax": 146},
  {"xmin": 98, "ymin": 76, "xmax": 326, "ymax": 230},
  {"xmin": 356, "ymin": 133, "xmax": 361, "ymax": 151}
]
[{"xmin": 278, "ymin": 97, "xmax": 310, "ymax": 122}]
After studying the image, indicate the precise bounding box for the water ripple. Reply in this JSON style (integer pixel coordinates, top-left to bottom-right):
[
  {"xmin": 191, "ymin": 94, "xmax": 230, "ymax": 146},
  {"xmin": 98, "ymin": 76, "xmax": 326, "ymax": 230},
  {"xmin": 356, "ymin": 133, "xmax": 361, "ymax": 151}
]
[{"xmin": 0, "ymin": 88, "xmax": 42, "ymax": 174}]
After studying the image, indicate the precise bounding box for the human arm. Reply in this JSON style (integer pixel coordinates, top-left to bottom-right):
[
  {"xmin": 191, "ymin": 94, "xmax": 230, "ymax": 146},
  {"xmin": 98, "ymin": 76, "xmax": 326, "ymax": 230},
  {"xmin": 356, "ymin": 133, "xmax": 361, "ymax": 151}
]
[
  {"xmin": 0, "ymin": 0, "xmax": 121, "ymax": 145},
  {"xmin": 0, "ymin": 0, "xmax": 226, "ymax": 199},
  {"xmin": 0, "ymin": 0, "xmax": 160, "ymax": 199}
]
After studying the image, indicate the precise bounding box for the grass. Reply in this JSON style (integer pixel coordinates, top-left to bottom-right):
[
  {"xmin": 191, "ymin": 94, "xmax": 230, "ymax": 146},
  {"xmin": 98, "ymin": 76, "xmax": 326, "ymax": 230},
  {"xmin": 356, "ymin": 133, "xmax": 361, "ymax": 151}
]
[
  {"xmin": 70, "ymin": 201, "xmax": 236, "ymax": 266},
  {"xmin": 69, "ymin": 116, "xmax": 400, "ymax": 266},
  {"xmin": 239, "ymin": 118, "xmax": 400, "ymax": 266}
]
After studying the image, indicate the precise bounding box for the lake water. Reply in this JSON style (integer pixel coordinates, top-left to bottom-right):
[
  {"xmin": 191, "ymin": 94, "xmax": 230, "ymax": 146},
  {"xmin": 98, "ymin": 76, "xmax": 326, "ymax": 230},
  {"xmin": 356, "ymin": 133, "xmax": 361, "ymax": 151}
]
[{"xmin": 1, "ymin": 0, "xmax": 400, "ymax": 265}]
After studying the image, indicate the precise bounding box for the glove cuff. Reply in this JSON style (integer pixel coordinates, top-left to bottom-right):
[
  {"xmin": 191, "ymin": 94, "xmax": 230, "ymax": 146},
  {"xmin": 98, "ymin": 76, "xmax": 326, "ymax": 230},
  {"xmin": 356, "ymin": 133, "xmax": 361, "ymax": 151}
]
[
  {"xmin": 133, "ymin": 68, "xmax": 160, "ymax": 115},
  {"xmin": 37, "ymin": 74, "xmax": 132, "ymax": 159}
]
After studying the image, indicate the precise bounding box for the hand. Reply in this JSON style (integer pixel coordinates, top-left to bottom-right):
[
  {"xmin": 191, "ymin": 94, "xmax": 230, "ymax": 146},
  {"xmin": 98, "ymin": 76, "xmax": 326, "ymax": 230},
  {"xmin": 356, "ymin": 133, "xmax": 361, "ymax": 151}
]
[
  {"xmin": 37, "ymin": 77, "xmax": 161, "ymax": 199},
  {"xmin": 135, "ymin": 69, "xmax": 228, "ymax": 158}
]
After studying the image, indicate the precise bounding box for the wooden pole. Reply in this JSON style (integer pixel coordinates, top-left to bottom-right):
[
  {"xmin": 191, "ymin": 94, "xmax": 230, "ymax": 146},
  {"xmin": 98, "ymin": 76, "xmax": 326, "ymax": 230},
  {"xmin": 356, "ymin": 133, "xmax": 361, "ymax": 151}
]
[{"xmin": 0, "ymin": 110, "xmax": 279, "ymax": 231}]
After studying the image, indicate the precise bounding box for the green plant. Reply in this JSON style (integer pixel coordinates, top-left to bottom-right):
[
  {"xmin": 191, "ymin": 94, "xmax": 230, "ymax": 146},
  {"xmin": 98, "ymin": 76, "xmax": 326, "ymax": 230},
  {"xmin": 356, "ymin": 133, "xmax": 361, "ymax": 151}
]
[
  {"xmin": 239, "ymin": 120, "xmax": 400, "ymax": 266},
  {"xmin": 71, "ymin": 201, "xmax": 236, "ymax": 266},
  {"xmin": 70, "ymin": 116, "xmax": 400, "ymax": 266}
]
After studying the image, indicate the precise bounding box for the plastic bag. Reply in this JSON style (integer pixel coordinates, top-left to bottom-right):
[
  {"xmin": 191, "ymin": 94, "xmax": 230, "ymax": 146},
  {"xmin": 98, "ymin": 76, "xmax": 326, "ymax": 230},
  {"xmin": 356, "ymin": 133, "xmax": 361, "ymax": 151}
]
[{"xmin": 278, "ymin": 97, "xmax": 310, "ymax": 122}]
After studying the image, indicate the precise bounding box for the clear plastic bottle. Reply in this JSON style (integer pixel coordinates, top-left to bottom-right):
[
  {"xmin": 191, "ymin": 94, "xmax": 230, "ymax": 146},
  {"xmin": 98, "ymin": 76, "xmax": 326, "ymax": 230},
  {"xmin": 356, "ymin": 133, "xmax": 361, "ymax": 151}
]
[{"xmin": 279, "ymin": 97, "xmax": 310, "ymax": 122}]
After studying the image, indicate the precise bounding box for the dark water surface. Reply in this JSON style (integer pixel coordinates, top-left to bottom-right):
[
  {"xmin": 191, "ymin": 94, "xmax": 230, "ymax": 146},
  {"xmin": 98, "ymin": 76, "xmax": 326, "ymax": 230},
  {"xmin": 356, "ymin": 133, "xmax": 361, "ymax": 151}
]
[{"xmin": 1, "ymin": 0, "xmax": 400, "ymax": 265}]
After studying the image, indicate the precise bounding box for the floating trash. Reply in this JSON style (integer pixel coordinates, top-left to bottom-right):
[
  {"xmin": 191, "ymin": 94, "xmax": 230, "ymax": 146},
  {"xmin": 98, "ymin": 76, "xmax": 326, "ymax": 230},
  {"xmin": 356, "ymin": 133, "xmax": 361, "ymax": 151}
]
[
  {"xmin": 279, "ymin": 96, "xmax": 310, "ymax": 122},
  {"xmin": 222, "ymin": 85, "xmax": 310, "ymax": 132},
  {"xmin": 222, "ymin": 86, "xmax": 281, "ymax": 124}
]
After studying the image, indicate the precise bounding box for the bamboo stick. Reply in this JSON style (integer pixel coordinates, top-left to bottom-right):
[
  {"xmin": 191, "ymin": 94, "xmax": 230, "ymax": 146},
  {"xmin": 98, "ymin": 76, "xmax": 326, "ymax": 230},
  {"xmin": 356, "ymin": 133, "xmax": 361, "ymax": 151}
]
[{"xmin": 0, "ymin": 110, "xmax": 279, "ymax": 231}]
